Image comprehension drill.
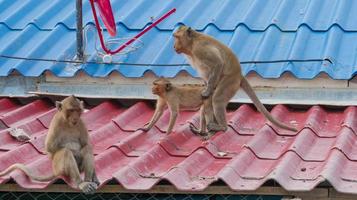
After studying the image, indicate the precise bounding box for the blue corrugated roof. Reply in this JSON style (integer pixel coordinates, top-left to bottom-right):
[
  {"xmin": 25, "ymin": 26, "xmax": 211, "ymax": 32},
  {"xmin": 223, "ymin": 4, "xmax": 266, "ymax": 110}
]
[
  {"xmin": 3, "ymin": 0, "xmax": 357, "ymax": 31},
  {"xmin": 1, "ymin": 0, "xmax": 357, "ymax": 79}
]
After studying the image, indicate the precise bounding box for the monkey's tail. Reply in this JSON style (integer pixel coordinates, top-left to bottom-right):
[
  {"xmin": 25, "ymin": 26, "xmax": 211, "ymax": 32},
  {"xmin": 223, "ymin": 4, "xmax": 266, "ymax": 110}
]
[
  {"xmin": 0, "ymin": 164, "xmax": 55, "ymax": 182},
  {"xmin": 240, "ymin": 77, "xmax": 297, "ymax": 132}
]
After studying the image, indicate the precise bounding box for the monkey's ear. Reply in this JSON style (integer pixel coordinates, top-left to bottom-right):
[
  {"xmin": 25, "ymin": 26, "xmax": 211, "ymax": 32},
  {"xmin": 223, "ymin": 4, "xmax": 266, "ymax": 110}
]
[
  {"xmin": 187, "ymin": 27, "xmax": 193, "ymax": 37},
  {"xmin": 165, "ymin": 83, "xmax": 172, "ymax": 91},
  {"xmin": 55, "ymin": 101, "xmax": 62, "ymax": 111},
  {"xmin": 80, "ymin": 101, "xmax": 85, "ymax": 110}
]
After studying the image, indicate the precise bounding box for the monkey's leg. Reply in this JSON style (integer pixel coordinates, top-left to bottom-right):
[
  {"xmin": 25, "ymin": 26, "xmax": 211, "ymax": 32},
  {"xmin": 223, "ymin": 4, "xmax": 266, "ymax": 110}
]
[
  {"xmin": 52, "ymin": 149, "xmax": 81, "ymax": 185},
  {"xmin": 53, "ymin": 148, "xmax": 96, "ymax": 194},
  {"xmin": 166, "ymin": 105, "xmax": 178, "ymax": 134},
  {"xmin": 209, "ymin": 76, "xmax": 240, "ymax": 132},
  {"xmin": 79, "ymin": 145, "xmax": 99, "ymax": 186},
  {"xmin": 203, "ymin": 98, "xmax": 215, "ymax": 131},
  {"xmin": 202, "ymin": 99, "xmax": 217, "ymax": 140}
]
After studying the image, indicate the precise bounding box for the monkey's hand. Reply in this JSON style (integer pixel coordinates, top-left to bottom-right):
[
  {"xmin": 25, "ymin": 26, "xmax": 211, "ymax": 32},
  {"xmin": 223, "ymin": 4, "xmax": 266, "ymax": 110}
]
[
  {"xmin": 137, "ymin": 126, "xmax": 150, "ymax": 132},
  {"xmin": 189, "ymin": 124, "xmax": 207, "ymax": 136},
  {"xmin": 201, "ymin": 87, "xmax": 212, "ymax": 99}
]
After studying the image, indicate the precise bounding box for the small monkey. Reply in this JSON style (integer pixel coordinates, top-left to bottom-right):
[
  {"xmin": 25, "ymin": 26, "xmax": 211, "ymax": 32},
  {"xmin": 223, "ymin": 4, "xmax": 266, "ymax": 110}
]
[
  {"xmin": 0, "ymin": 95, "xmax": 99, "ymax": 194},
  {"xmin": 140, "ymin": 78, "xmax": 214, "ymax": 135},
  {"xmin": 173, "ymin": 25, "xmax": 297, "ymax": 132}
]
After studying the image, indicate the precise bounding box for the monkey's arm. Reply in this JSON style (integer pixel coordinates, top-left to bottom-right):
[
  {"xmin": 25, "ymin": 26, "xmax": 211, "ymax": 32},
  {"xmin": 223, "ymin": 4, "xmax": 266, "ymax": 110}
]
[
  {"xmin": 140, "ymin": 99, "xmax": 166, "ymax": 131},
  {"xmin": 79, "ymin": 124, "xmax": 90, "ymax": 148},
  {"xmin": 199, "ymin": 105, "xmax": 207, "ymax": 133},
  {"xmin": 196, "ymin": 47, "xmax": 224, "ymax": 98},
  {"xmin": 190, "ymin": 105, "xmax": 207, "ymax": 136},
  {"xmin": 202, "ymin": 64, "xmax": 223, "ymax": 98},
  {"xmin": 45, "ymin": 130, "xmax": 61, "ymax": 154}
]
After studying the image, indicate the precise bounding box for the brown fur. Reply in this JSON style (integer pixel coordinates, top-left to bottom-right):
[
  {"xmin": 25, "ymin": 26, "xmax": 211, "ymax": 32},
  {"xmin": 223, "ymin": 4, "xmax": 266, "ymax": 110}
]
[
  {"xmin": 173, "ymin": 26, "xmax": 297, "ymax": 133},
  {"xmin": 139, "ymin": 78, "xmax": 214, "ymax": 136},
  {"xmin": 0, "ymin": 95, "xmax": 99, "ymax": 194}
]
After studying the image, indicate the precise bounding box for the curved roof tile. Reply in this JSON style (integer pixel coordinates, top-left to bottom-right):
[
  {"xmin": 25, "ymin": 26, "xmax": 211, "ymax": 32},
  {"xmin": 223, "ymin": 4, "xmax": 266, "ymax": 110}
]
[{"xmin": 1, "ymin": 98, "xmax": 357, "ymax": 193}]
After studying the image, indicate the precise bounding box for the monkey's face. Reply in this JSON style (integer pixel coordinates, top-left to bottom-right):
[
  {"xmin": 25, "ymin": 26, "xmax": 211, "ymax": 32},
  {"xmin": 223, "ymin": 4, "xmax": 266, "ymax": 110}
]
[
  {"xmin": 173, "ymin": 26, "xmax": 193, "ymax": 54},
  {"xmin": 64, "ymin": 107, "xmax": 83, "ymax": 126},
  {"xmin": 152, "ymin": 84, "xmax": 163, "ymax": 95},
  {"xmin": 152, "ymin": 79, "xmax": 172, "ymax": 95},
  {"xmin": 57, "ymin": 95, "xmax": 84, "ymax": 126}
]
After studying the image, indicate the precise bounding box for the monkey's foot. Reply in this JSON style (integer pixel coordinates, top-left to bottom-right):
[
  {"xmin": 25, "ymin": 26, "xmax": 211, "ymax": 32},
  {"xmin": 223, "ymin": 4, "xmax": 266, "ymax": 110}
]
[
  {"xmin": 79, "ymin": 182, "xmax": 98, "ymax": 195},
  {"xmin": 189, "ymin": 124, "xmax": 207, "ymax": 136},
  {"xmin": 201, "ymin": 136, "xmax": 210, "ymax": 141},
  {"xmin": 92, "ymin": 176, "xmax": 100, "ymax": 186},
  {"xmin": 201, "ymin": 131, "xmax": 215, "ymax": 141},
  {"xmin": 207, "ymin": 123, "xmax": 227, "ymax": 132}
]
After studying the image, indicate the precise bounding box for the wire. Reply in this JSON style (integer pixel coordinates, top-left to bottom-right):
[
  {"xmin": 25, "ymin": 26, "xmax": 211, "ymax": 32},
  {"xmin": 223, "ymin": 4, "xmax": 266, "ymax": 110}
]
[
  {"xmin": 241, "ymin": 58, "xmax": 333, "ymax": 64},
  {"xmin": 0, "ymin": 54, "xmax": 333, "ymax": 66},
  {"xmin": 84, "ymin": 24, "xmax": 144, "ymax": 59},
  {"xmin": 89, "ymin": 0, "xmax": 176, "ymax": 55}
]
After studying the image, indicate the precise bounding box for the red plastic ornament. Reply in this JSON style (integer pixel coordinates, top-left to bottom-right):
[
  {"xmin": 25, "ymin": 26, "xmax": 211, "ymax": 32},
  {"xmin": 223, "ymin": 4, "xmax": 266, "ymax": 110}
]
[{"xmin": 93, "ymin": 0, "xmax": 116, "ymax": 36}]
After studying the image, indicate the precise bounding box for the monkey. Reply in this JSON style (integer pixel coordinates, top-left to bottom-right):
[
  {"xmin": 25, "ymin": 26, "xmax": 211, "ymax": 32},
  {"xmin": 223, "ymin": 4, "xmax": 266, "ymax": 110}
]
[
  {"xmin": 0, "ymin": 95, "xmax": 99, "ymax": 194},
  {"xmin": 173, "ymin": 25, "xmax": 297, "ymax": 133},
  {"xmin": 139, "ymin": 78, "xmax": 215, "ymax": 136}
]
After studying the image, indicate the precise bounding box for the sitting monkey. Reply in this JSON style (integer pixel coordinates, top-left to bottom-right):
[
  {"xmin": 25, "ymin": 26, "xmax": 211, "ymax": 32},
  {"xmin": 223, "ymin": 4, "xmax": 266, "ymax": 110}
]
[
  {"xmin": 0, "ymin": 95, "xmax": 99, "ymax": 194},
  {"xmin": 140, "ymin": 78, "xmax": 214, "ymax": 136}
]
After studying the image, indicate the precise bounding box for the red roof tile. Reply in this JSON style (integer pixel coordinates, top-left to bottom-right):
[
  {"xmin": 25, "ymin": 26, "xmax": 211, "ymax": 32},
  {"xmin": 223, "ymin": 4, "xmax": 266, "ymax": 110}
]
[{"xmin": 0, "ymin": 98, "xmax": 357, "ymax": 193}]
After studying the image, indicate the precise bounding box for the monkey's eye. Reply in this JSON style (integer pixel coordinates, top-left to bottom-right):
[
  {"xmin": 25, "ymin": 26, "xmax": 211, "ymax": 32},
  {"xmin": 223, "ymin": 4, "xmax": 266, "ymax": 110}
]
[
  {"xmin": 67, "ymin": 108, "xmax": 81, "ymax": 113},
  {"xmin": 67, "ymin": 109, "xmax": 75, "ymax": 113}
]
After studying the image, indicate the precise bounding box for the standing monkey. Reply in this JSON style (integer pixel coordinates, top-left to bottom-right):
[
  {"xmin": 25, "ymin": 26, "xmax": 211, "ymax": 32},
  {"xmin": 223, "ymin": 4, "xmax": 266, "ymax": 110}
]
[
  {"xmin": 140, "ymin": 78, "xmax": 214, "ymax": 135},
  {"xmin": 0, "ymin": 95, "xmax": 99, "ymax": 194},
  {"xmin": 173, "ymin": 26, "xmax": 297, "ymax": 132}
]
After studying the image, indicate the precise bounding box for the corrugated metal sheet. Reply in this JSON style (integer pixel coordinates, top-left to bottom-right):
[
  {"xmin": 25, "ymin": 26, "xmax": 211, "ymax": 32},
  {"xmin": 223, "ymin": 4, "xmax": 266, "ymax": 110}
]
[
  {"xmin": 1, "ymin": 98, "xmax": 357, "ymax": 193},
  {"xmin": 3, "ymin": 0, "xmax": 357, "ymax": 31},
  {"xmin": 1, "ymin": 0, "xmax": 357, "ymax": 79},
  {"xmin": 1, "ymin": 23, "xmax": 356, "ymax": 79}
]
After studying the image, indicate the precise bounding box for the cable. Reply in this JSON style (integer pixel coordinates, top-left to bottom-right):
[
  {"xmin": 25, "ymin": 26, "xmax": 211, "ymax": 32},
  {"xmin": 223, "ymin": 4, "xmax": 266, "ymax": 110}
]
[
  {"xmin": 89, "ymin": 0, "xmax": 176, "ymax": 55},
  {"xmin": 241, "ymin": 58, "xmax": 333, "ymax": 64},
  {"xmin": 0, "ymin": 54, "xmax": 333, "ymax": 66}
]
